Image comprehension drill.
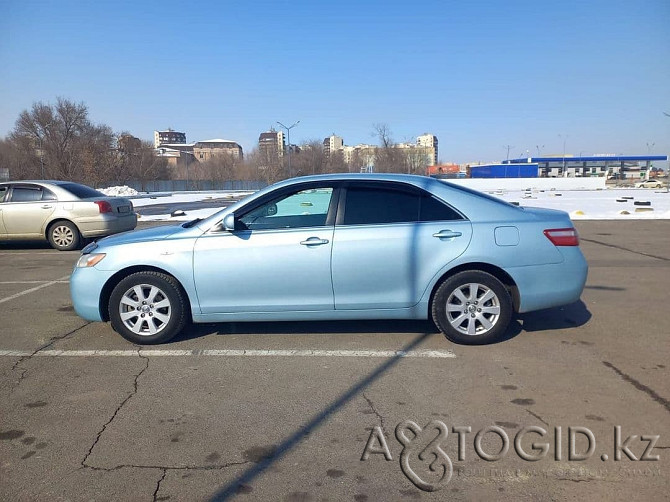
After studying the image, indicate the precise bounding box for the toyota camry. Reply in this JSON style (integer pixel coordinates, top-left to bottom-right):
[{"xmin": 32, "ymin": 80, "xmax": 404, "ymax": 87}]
[{"xmin": 70, "ymin": 174, "xmax": 588, "ymax": 345}]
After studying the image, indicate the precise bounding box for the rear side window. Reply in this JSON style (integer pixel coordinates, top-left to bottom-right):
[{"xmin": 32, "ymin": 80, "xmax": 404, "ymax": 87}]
[
  {"xmin": 10, "ymin": 187, "xmax": 43, "ymax": 202},
  {"xmin": 343, "ymin": 187, "xmax": 419, "ymax": 225},
  {"xmin": 342, "ymin": 186, "xmax": 464, "ymax": 225},
  {"xmin": 420, "ymin": 195, "xmax": 463, "ymax": 221},
  {"xmin": 42, "ymin": 188, "xmax": 57, "ymax": 201},
  {"xmin": 0, "ymin": 186, "xmax": 7, "ymax": 202},
  {"xmin": 58, "ymin": 183, "xmax": 105, "ymax": 199}
]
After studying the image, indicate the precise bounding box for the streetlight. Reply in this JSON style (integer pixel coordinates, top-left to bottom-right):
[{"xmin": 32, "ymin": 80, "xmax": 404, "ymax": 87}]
[
  {"xmin": 559, "ymin": 134, "xmax": 568, "ymax": 176},
  {"xmin": 503, "ymin": 145, "xmax": 514, "ymax": 161},
  {"xmin": 276, "ymin": 120, "xmax": 300, "ymax": 177},
  {"xmin": 536, "ymin": 144, "xmax": 545, "ymax": 157}
]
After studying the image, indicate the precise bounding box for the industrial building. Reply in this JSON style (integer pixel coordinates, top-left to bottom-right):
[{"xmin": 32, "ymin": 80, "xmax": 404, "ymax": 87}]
[{"xmin": 502, "ymin": 155, "xmax": 667, "ymax": 179}]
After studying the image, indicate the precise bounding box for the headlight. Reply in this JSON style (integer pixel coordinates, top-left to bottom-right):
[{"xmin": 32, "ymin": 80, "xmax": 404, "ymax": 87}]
[{"xmin": 76, "ymin": 253, "xmax": 106, "ymax": 268}]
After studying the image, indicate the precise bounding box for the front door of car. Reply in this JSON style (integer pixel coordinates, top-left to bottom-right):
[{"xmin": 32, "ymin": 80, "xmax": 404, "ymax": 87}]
[
  {"xmin": 193, "ymin": 186, "xmax": 337, "ymax": 314},
  {"xmin": 2, "ymin": 185, "xmax": 57, "ymax": 237},
  {"xmin": 331, "ymin": 183, "xmax": 473, "ymax": 310}
]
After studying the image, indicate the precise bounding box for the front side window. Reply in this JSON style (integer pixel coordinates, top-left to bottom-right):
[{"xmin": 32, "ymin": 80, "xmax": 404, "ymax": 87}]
[{"xmin": 239, "ymin": 187, "xmax": 334, "ymax": 230}]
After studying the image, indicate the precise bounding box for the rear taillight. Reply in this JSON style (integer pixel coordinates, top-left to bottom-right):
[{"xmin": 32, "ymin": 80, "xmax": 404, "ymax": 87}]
[
  {"xmin": 544, "ymin": 228, "xmax": 579, "ymax": 246},
  {"xmin": 95, "ymin": 200, "xmax": 113, "ymax": 213}
]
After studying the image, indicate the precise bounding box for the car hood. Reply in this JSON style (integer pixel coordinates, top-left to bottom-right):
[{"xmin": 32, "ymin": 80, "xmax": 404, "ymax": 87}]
[{"xmin": 97, "ymin": 224, "xmax": 186, "ymax": 247}]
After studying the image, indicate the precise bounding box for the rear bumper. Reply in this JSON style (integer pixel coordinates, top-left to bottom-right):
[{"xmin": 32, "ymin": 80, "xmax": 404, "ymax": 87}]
[
  {"xmin": 507, "ymin": 247, "xmax": 588, "ymax": 313},
  {"xmin": 77, "ymin": 213, "xmax": 137, "ymax": 238}
]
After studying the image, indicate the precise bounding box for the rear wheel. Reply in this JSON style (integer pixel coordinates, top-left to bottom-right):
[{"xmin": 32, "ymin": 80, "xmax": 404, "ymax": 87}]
[
  {"xmin": 109, "ymin": 272, "xmax": 187, "ymax": 344},
  {"xmin": 432, "ymin": 271, "xmax": 512, "ymax": 345},
  {"xmin": 48, "ymin": 221, "xmax": 81, "ymax": 251}
]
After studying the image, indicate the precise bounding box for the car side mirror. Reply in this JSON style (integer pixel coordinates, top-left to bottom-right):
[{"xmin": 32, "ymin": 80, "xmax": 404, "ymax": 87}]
[{"xmin": 222, "ymin": 213, "xmax": 236, "ymax": 231}]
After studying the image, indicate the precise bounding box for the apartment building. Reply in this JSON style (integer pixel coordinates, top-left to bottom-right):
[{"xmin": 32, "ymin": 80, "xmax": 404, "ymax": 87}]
[{"xmin": 154, "ymin": 129, "xmax": 187, "ymax": 148}]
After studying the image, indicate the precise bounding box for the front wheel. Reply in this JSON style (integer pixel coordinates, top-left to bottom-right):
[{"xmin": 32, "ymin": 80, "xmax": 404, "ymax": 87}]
[
  {"xmin": 109, "ymin": 272, "xmax": 188, "ymax": 344},
  {"xmin": 432, "ymin": 271, "xmax": 512, "ymax": 345}
]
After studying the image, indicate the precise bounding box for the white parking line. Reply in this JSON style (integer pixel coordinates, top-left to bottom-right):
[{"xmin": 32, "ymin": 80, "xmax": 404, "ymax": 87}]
[
  {"xmin": 0, "ymin": 275, "xmax": 71, "ymax": 304},
  {"xmin": 0, "ymin": 348, "xmax": 456, "ymax": 358},
  {"xmin": 0, "ymin": 280, "xmax": 70, "ymax": 284}
]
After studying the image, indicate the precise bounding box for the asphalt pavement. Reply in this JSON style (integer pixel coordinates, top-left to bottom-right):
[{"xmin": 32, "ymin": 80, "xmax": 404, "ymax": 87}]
[{"xmin": 1, "ymin": 220, "xmax": 668, "ymax": 501}]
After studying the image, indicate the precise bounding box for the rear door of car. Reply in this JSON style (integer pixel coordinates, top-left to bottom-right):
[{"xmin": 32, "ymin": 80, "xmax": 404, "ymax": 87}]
[
  {"xmin": 331, "ymin": 181, "xmax": 473, "ymax": 310},
  {"xmin": 1, "ymin": 184, "xmax": 57, "ymax": 237}
]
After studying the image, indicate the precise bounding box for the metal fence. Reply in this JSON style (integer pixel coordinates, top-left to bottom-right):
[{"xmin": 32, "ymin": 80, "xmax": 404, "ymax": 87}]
[{"xmin": 124, "ymin": 180, "xmax": 267, "ymax": 192}]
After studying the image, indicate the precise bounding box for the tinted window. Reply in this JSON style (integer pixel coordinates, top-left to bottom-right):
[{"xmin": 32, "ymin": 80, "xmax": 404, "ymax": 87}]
[
  {"xmin": 0, "ymin": 186, "xmax": 7, "ymax": 202},
  {"xmin": 343, "ymin": 187, "xmax": 419, "ymax": 225},
  {"xmin": 58, "ymin": 183, "xmax": 105, "ymax": 199},
  {"xmin": 239, "ymin": 188, "xmax": 334, "ymax": 230},
  {"xmin": 420, "ymin": 195, "xmax": 463, "ymax": 221},
  {"xmin": 10, "ymin": 187, "xmax": 43, "ymax": 202},
  {"xmin": 42, "ymin": 188, "xmax": 57, "ymax": 201}
]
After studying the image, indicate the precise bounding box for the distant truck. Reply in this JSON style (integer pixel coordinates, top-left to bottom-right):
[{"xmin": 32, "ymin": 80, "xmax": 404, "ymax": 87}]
[{"xmin": 469, "ymin": 164, "xmax": 539, "ymax": 178}]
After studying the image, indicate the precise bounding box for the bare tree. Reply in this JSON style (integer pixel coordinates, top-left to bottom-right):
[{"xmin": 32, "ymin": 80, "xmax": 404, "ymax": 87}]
[
  {"xmin": 290, "ymin": 139, "xmax": 327, "ymax": 176},
  {"xmin": 129, "ymin": 141, "xmax": 168, "ymax": 191},
  {"xmin": 6, "ymin": 98, "xmax": 121, "ymax": 184},
  {"xmin": 372, "ymin": 123, "xmax": 405, "ymax": 173}
]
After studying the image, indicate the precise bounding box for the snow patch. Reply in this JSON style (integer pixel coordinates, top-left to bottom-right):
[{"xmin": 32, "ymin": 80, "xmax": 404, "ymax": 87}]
[{"xmin": 100, "ymin": 185, "xmax": 139, "ymax": 196}]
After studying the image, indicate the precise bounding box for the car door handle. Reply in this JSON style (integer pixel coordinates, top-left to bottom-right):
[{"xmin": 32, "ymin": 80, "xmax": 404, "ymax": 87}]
[
  {"xmin": 433, "ymin": 230, "xmax": 462, "ymax": 239},
  {"xmin": 41, "ymin": 205, "xmax": 54, "ymax": 209},
  {"xmin": 300, "ymin": 237, "xmax": 329, "ymax": 246}
]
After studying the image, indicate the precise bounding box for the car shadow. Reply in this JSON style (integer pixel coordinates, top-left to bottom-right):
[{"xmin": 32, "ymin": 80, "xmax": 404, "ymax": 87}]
[
  {"xmin": 0, "ymin": 241, "xmax": 55, "ymax": 250},
  {"xmin": 207, "ymin": 331, "xmax": 435, "ymax": 501},
  {"xmin": 515, "ymin": 300, "xmax": 592, "ymax": 332},
  {"xmin": 176, "ymin": 319, "xmax": 440, "ymax": 342},
  {"xmin": 174, "ymin": 302, "xmax": 591, "ymax": 346}
]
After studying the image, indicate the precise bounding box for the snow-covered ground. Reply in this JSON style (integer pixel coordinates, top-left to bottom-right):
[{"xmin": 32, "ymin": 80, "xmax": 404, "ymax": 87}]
[
  {"xmin": 100, "ymin": 185, "xmax": 670, "ymax": 221},
  {"xmin": 493, "ymin": 187, "xmax": 670, "ymax": 220}
]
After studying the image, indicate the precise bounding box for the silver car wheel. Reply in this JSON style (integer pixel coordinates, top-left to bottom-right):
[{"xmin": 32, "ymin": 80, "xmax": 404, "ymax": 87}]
[
  {"xmin": 445, "ymin": 282, "xmax": 501, "ymax": 336},
  {"xmin": 119, "ymin": 284, "xmax": 172, "ymax": 336},
  {"xmin": 52, "ymin": 225, "xmax": 75, "ymax": 247}
]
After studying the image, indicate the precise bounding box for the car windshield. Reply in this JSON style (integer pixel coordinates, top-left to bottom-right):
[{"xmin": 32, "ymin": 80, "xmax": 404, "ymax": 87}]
[{"xmin": 58, "ymin": 183, "xmax": 106, "ymax": 199}]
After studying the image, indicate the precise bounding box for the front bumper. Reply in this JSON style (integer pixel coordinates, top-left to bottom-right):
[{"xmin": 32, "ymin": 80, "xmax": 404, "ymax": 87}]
[{"xmin": 70, "ymin": 266, "xmax": 117, "ymax": 321}]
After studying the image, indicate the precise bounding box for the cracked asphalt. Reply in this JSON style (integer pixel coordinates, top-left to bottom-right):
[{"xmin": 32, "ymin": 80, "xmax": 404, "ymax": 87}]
[{"xmin": 1, "ymin": 220, "xmax": 669, "ymax": 501}]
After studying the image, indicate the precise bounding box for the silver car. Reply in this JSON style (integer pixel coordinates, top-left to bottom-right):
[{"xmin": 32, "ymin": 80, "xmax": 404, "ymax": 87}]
[{"xmin": 0, "ymin": 181, "xmax": 137, "ymax": 251}]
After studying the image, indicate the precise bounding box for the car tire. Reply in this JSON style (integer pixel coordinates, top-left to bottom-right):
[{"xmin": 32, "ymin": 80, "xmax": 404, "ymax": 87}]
[
  {"xmin": 109, "ymin": 272, "xmax": 188, "ymax": 345},
  {"xmin": 47, "ymin": 220, "xmax": 81, "ymax": 251},
  {"xmin": 432, "ymin": 271, "xmax": 512, "ymax": 345}
]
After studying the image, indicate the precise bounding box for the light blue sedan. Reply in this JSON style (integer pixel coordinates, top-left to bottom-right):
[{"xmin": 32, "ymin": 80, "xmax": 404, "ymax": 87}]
[{"xmin": 70, "ymin": 174, "xmax": 588, "ymax": 345}]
